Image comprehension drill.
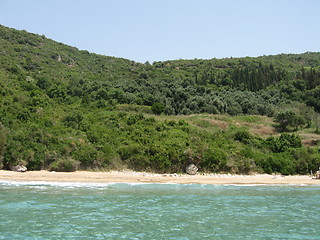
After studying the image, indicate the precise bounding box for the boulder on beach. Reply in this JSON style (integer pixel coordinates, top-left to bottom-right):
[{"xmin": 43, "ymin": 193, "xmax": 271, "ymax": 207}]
[
  {"xmin": 11, "ymin": 165, "xmax": 27, "ymax": 172},
  {"xmin": 186, "ymin": 164, "xmax": 198, "ymax": 175}
]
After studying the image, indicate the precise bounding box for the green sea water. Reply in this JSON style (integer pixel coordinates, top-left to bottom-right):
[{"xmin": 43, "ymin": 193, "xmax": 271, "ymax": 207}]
[{"xmin": 0, "ymin": 181, "xmax": 319, "ymax": 240}]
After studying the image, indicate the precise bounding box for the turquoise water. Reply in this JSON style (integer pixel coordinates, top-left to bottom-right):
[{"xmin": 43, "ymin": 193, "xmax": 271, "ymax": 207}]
[{"xmin": 0, "ymin": 181, "xmax": 320, "ymax": 239}]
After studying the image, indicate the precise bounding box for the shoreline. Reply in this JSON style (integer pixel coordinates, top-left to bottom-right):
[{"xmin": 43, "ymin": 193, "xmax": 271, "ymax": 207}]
[{"xmin": 1, "ymin": 170, "xmax": 320, "ymax": 185}]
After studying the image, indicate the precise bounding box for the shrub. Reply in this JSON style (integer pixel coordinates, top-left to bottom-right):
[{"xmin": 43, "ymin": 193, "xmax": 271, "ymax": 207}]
[
  {"xmin": 0, "ymin": 124, "xmax": 8, "ymax": 169},
  {"xmin": 49, "ymin": 158, "xmax": 80, "ymax": 172},
  {"xmin": 256, "ymin": 153, "xmax": 295, "ymax": 175},
  {"xmin": 265, "ymin": 133, "xmax": 302, "ymax": 153},
  {"xmin": 63, "ymin": 112, "xmax": 83, "ymax": 129},
  {"xmin": 234, "ymin": 130, "xmax": 253, "ymax": 144},
  {"xmin": 292, "ymin": 148, "xmax": 320, "ymax": 174},
  {"xmin": 234, "ymin": 157, "xmax": 256, "ymax": 174},
  {"xmin": 178, "ymin": 120, "xmax": 188, "ymax": 126},
  {"xmin": 73, "ymin": 144, "xmax": 98, "ymax": 168},
  {"xmin": 118, "ymin": 143, "xmax": 142, "ymax": 161},
  {"xmin": 126, "ymin": 113, "xmax": 145, "ymax": 125},
  {"xmin": 201, "ymin": 147, "xmax": 227, "ymax": 172},
  {"xmin": 148, "ymin": 146, "xmax": 171, "ymax": 172}
]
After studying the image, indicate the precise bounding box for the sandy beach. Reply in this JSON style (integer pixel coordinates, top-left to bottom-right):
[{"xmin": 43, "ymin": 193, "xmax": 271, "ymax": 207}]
[{"xmin": 0, "ymin": 170, "xmax": 320, "ymax": 185}]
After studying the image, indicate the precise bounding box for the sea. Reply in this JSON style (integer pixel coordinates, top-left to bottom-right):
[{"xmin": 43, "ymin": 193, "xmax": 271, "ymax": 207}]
[{"xmin": 0, "ymin": 181, "xmax": 319, "ymax": 240}]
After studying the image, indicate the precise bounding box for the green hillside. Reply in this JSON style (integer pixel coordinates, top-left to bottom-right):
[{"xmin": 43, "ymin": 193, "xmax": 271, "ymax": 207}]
[{"xmin": 1, "ymin": 25, "xmax": 320, "ymax": 174}]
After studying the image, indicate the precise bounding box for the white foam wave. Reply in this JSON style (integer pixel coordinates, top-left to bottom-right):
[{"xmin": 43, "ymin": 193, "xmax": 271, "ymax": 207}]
[
  {"xmin": 0, "ymin": 180, "xmax": 316, "ymax": 189},
  {"xmin": 0, "ymin": 180, "xmax": 181, "ymax": 188}
]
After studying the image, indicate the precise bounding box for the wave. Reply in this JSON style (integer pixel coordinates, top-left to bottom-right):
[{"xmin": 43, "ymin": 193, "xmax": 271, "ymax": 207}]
[
  {"xmin": 0, "ymin": 179, "xmax": 317, "ymax": 190},
  {"xmin": 0, "ymin": 180, "xmax": 154, "ymax": 188}
]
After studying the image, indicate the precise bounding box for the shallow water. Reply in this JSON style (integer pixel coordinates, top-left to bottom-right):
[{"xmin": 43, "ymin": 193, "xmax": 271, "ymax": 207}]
[{"xmin": 0, "ymin": 181, "xmax": 319, "ymax": 239}]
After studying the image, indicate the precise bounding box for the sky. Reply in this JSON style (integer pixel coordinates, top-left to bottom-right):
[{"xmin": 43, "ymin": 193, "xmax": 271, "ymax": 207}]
[{"xmin": 1, "ymin": 0, "xmax": 319, "ymax": 63}]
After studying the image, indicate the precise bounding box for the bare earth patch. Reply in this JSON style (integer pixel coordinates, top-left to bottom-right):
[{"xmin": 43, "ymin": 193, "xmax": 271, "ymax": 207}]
[
  {"xmin": 300, "ymin": 133, "xmax": 320, "ymax": 147},
  {"xmin": 250, "ymin": 125, "xmax": 277, "ymax": 136},
  {"xmin": 204, "ymin": 118, "xmax": 229, "ymax": 129}
]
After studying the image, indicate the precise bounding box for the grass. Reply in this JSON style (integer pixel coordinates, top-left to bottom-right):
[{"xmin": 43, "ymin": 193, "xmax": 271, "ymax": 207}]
[{"xmin": 148, "ymin": 112, "xmax": 320, "ymax": 147}]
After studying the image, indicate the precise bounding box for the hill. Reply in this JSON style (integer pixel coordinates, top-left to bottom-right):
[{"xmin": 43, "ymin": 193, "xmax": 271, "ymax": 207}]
[{"xmin": 1, "ymin": 25, "xmax": 320, "ymax": 174}]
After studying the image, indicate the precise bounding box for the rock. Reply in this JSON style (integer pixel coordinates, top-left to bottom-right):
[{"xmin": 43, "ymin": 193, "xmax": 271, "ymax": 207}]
[
  {"xmin": 56, "ymin": 55, "xmax": 62, "ymax": 62},
  {"xmin": 11, "ymin": 165, "xmax": 27, "ymax": 172},
  {"xmin": 186, "ymin": 164, "xmax": 198, "ymax": 175},
  {"xmin": 316, "ymin": 167, "xmax": 320, "ymax": 179}
]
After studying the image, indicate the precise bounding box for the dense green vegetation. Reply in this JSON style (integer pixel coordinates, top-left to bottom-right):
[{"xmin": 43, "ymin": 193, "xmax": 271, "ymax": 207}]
[{"xmin": 1, "ymin": 25, "xmax": 320, "ymax": 174}]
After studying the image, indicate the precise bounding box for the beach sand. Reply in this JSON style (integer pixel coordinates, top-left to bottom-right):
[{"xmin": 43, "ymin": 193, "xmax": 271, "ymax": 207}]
[{"xmin": 1, "ymin": 170, "xmax": 320, "ymax": 185}]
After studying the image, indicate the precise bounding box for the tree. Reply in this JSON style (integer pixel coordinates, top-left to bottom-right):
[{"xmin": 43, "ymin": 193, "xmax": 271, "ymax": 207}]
[
  {"xmin": 151, "ymin": 102, "xmax": 165, "ymax": 115},
  {"xmin": 275, "ymin": 110, "xmax": 306, "ymax": 131}
]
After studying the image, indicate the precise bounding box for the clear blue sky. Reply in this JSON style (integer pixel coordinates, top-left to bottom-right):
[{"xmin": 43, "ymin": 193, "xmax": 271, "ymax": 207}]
[{"xmin": 1, "ymin": 0, "xmax": 319, "ymax": 63}]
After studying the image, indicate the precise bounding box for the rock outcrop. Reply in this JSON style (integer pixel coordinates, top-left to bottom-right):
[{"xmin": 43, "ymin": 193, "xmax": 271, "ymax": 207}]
[
  {"xmin": 11, "ymin": 165, "xmax": 27, "ymax": 172},
  {"xmin": 186, "ymin": 164, "xmax": 198, "ymax": 175}
]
